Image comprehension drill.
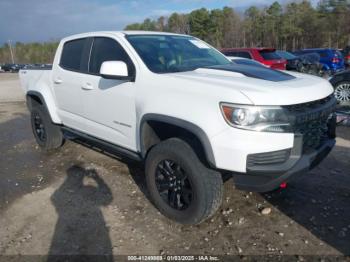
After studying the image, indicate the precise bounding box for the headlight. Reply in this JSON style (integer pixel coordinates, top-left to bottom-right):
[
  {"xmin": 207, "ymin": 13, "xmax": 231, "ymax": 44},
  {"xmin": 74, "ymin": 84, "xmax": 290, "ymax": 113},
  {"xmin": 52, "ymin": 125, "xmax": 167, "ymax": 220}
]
[{"xmin": 220, "ymin": 103, "xmax": 291, "ymax": 132}]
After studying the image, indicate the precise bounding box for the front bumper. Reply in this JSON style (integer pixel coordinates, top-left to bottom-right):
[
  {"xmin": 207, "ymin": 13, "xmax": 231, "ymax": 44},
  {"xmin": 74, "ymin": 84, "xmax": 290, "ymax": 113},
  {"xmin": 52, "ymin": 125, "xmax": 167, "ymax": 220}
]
[
  {"xmin": 232, "ymin": 138, "xmax": 335, "ymax": 192},
  {"xmin": 211, "ymin": 95, "xmax": 337, "ymax": 192}
]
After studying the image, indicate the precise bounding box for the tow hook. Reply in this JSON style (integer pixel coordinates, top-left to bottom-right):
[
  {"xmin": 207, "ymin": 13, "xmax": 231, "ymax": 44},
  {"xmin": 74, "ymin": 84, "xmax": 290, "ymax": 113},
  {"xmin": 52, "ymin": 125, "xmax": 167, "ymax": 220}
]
[{"xmin": 280, "ymin": 182, "xmax": 287, "ymax": 189}]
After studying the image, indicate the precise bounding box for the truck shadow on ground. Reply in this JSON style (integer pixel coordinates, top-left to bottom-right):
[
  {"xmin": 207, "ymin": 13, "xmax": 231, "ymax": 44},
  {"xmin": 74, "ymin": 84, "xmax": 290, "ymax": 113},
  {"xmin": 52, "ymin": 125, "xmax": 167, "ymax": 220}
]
[
  {"xmin": 47, "ymin": 165, "xmax": 114, "ymax": 262},
  {"xmin": 262, "ymin": 153, "xmax": 350, "ymax": 255}
]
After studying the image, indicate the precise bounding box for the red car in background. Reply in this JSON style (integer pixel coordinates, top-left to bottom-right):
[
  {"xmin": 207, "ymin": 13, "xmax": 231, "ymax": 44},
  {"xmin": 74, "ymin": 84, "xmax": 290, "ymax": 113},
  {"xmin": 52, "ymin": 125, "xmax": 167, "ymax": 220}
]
[{"xmin": 221, "ymin": 48, "xmax": 287, "ymax": 70}]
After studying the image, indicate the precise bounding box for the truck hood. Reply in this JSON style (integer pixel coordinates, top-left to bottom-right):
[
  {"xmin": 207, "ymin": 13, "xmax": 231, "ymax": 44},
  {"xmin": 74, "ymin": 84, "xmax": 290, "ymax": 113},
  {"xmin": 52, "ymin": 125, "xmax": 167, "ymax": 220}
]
[{"xmin": 167, "ymin": 64, "xmax": 334, "ymax": 106}]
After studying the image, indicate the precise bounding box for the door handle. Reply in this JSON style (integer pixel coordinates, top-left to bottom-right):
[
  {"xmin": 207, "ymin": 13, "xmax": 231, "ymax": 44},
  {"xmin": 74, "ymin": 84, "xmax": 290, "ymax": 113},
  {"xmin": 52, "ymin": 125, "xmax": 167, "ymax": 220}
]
[
  {"xmin": 54, "ymin": 78, "xmax": 63, "ymax": 84},
  {"xmin": 81, "ymin": 82, "xmax": 94, "ymax": 90}
]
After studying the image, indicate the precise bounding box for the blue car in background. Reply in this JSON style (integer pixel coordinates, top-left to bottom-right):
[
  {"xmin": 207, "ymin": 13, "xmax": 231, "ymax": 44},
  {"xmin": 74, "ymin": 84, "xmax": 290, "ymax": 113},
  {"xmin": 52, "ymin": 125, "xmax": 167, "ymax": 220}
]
[{"xmin": 293, "ymin": 48, "xmax": 345, "ymax": 74}]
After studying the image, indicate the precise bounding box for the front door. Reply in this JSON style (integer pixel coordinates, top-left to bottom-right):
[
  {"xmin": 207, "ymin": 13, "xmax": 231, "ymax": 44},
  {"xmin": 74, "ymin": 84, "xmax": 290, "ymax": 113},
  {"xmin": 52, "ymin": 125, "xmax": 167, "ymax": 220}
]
[{"xmin": 80, "ymin": 37, "xmax": 137, "ymax": 151}]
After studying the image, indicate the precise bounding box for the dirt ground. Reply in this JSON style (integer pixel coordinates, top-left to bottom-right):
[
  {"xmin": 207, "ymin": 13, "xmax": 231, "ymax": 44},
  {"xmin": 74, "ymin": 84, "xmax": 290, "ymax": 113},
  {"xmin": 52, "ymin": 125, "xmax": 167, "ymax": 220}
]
[{"xmin": 0, "ymin": 73, "xmax": 349, "ymax": 259}]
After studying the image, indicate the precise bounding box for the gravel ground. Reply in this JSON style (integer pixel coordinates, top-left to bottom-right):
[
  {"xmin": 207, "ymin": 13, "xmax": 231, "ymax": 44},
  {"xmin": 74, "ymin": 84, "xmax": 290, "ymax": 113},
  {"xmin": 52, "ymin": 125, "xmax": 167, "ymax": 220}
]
[{"xmin": 0, "ymin": 73, "xmax": 349, "ymax": 259}]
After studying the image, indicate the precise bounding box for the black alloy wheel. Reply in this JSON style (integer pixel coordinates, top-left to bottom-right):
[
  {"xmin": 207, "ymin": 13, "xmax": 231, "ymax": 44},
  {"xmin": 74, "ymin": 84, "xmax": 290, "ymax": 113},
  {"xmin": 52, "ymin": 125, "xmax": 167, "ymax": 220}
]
[
  {"xmin": 33, "ymin": 112, "xmax": 46, "ymax": 142},
  {"xmin": 155, "ymin": 159, "xmax": 193, "ymax": 210}
]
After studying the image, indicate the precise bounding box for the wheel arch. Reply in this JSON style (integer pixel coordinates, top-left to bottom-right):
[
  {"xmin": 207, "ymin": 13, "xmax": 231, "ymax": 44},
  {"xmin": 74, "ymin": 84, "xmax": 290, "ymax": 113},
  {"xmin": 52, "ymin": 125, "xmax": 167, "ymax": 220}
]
[
  {"xmin": 140, "ymin": 114, "xmax": 216, "ymax": 168},
  {"xmin": 26, "ymin": 91, "xmax": 62, "ymax": 124},
  {"xmin": 330, "ymin": 73, "xmax": 350, "ymax": 87}
]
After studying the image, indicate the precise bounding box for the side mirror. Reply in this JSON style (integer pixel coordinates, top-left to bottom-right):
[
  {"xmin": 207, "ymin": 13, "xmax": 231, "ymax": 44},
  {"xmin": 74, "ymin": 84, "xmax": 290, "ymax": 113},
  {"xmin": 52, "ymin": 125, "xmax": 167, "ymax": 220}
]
[{"xmin": 100, "ymin": 61, "xmax": 134, "ymax": 81}]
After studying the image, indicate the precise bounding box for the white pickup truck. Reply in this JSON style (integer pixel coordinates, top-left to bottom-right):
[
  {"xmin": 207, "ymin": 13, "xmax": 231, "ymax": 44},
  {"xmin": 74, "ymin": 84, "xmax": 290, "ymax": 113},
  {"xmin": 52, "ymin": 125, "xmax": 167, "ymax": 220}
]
[{"xmin": 20, "ymin": 31, "xmax": 337, "ymax": 224}]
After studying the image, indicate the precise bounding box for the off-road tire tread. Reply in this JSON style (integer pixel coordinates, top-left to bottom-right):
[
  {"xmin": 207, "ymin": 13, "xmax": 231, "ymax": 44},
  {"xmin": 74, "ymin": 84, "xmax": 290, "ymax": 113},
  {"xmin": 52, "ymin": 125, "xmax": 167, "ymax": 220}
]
[
  {"xmin": 145, "ymin": 138, "xmax": 223, "ymax": 224},
  {"xmin": 30, "ymin": 100, "xmax": 64, "ymax": 151}
]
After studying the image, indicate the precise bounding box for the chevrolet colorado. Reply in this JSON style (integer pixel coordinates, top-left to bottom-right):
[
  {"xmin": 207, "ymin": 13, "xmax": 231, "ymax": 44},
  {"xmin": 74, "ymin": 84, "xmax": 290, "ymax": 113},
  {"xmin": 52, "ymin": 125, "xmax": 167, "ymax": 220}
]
[{"xmin": 20, "ymin": 31, "xmax": 337, "ymax": 224}]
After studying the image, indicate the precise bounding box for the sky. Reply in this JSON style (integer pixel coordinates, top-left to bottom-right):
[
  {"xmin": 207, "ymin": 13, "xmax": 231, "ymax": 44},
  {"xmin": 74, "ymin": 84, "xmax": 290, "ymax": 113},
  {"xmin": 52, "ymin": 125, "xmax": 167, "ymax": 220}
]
[{"xmin": 0, "ymin": 0, "xmax": 319, "ymax": 45}]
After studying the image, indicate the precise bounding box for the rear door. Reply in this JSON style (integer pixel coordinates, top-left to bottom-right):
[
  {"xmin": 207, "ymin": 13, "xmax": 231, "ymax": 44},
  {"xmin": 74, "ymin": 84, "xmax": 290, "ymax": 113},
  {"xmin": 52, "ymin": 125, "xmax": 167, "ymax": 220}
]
[{"xmin": 53, "ymin": 37, "xmax": 92, "ymax": 130}]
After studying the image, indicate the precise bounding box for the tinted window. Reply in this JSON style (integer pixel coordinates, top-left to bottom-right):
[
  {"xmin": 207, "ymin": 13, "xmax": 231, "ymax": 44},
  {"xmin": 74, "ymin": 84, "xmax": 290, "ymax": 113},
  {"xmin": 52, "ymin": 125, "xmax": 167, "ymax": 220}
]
[
  {"xmin": 224, "ymin": 51, "xmax": 252, "ymax": 59},
  {"xmin": 236, "ymin": 51, "xmax": 252, "ymax": 59},
  {"xmin": 89, "ymin": 37, "xmax": 135, "ymax": 75},
  {"xmin": 60, "ymin": 38, "xmax": 88, "ymax": 71},
  {"xmin": 276, "ymin": 51, "xmax": 296, "ymax": 60},
  {"xmin": 259, "ymin": 50, "xmax": 281, "ymax": 60},
  {"xmin": 233, "ymin": 59, "xmax": 264, "ymax": 67},
  {"xmin": 223, "ymin": 51, "xmax": 237, "ymax": 56}
]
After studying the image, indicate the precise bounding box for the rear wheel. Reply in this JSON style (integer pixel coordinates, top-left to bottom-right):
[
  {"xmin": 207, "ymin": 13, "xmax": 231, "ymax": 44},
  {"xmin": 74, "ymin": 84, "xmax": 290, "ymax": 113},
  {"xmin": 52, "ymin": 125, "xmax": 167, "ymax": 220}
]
[
  {"xmin": 334, "ymin": 81, "xmax": 350, "ymax": 104},
  {"xmin": 145, "ymin": 138, "xmax": 223, "ymax": 224},
  {"xmin": 30, "ymin": 102, "xmax": 64, "ymax": 151}
]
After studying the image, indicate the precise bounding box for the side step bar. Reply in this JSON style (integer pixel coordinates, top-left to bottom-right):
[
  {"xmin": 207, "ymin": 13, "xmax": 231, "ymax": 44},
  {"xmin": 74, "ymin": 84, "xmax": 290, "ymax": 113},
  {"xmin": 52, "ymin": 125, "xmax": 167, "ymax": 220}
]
[{"xmin": 61, "ymin": 127, "xmax": 142, "ymax": 162}]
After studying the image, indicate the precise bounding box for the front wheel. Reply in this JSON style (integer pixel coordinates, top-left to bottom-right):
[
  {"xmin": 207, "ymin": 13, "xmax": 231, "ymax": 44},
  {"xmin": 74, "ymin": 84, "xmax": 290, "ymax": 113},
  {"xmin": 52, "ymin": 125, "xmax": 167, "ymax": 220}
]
[
  {"xmin": 334, "ymin": 81, "xmax": 350, "ymax": 105},
  {"xmin": 145, "ymin": 138, "xmax": 223, "ymax": 225}
]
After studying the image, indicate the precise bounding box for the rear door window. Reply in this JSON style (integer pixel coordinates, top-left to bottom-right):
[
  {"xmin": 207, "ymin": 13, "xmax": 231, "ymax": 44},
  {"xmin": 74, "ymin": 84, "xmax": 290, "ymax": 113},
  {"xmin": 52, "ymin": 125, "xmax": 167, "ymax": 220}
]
[
  {"xmin": 259, "ymin": 50, "xmax": 281, "ymax": 60},
  {"xmin": 60, "ymin": 38, "xmax": 91, "ymax": 72}
]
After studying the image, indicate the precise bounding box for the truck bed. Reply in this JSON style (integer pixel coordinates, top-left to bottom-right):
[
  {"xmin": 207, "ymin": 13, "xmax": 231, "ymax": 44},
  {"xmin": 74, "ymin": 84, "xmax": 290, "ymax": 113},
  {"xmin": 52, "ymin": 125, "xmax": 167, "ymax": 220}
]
[{"xmin": 19, "ymin": 67, "xmax": 52, "ymax": 94}]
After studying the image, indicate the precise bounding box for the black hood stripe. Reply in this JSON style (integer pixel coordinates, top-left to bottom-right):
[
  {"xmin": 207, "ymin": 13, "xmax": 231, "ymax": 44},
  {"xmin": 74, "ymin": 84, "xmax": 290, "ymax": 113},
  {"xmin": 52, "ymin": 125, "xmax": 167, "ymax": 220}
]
[{"xmin": 205, "ymin": 64, "xmax": 295, "ymax": 82}]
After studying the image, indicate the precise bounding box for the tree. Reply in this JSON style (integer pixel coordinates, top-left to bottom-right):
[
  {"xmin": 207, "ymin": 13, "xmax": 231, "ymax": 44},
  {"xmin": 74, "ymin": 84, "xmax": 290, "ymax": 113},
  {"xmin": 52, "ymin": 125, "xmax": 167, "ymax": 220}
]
[
  {"xmin": 222, "ymin": 7, "xmax": 242, "ymax": 48},
  {"xmin": 188, "ymin": 8, "xmax": 211, "ymax": 40},
  {"xmin": 167, "ymin": 13, "xmax": 190, "ymax": 34}
]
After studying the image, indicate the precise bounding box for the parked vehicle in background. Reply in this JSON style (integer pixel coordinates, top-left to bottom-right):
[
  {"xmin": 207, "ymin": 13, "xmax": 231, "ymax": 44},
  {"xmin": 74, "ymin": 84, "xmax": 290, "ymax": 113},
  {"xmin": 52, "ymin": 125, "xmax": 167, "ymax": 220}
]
[
  {"xmin": 1, "ymin": 64, "xmax": 21, "ymax": 73},
  {"xmin": 20, "ymin": 31, "xmax": 336, "ymax": 224},
  {"xmin": 342, "ymin": 46, "xmax": 350, "ymax": 68},
  {"xmin": 276, "ymin": 51, "xmax": 300, "ymax": 71},
  {"xmin": 221, "ymin": 48, "xmax": 287, "ymax": 70},
  {"xmin": 293, "ymin": 48, "xmax": 345, "ymax": 74},
  {"xmin": 24, "ymin": 64, "xmax": 52, "ymax": 70},
  {"xmin": 227, "ymin": 56, "xmax": 266, "ymax": 68},
  {"xmin": 277, "ymin": 50, "xmax": 331, "ymax": 78},
  {"xmin": 329, "ymin": 70, "xmax": 350, "ymax": 105}
]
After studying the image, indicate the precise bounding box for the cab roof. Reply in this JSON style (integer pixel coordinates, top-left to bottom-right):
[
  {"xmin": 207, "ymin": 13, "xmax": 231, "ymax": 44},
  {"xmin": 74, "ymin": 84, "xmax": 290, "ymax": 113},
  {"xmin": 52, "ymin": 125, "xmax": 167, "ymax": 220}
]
[{"xmin": 61, "ymin": 31, "xmax": 189, "ymax": 42}]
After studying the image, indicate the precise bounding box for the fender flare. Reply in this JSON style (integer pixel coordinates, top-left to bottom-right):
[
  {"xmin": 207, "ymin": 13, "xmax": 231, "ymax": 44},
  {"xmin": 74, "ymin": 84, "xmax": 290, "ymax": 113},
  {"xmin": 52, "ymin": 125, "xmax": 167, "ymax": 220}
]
[
  {"xmin": 26, "ymin": 91, "xmax": 61, "ymax": 124},
  {"xmin": 140, "ymin": 113, "xmax": 216, "ymax": 167}
]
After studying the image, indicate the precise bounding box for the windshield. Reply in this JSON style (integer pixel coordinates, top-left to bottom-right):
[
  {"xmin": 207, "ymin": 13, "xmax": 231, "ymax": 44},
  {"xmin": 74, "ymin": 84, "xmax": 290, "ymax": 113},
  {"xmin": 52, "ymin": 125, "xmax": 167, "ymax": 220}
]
[{"xmin": 126, "ymin": 34, "xmax": 231, "ymax": 73}]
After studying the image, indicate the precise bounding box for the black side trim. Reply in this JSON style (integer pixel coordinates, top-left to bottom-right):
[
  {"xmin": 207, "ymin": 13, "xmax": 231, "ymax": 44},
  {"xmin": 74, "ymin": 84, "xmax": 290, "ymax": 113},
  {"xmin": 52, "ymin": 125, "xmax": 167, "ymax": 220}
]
[
  {"xmin": 140, "ymin": 114, "xmax": 216, "ymax": 167},
  {"xmin": 61, "ymin": 127, "xmax": 142, "ymax": 162}
]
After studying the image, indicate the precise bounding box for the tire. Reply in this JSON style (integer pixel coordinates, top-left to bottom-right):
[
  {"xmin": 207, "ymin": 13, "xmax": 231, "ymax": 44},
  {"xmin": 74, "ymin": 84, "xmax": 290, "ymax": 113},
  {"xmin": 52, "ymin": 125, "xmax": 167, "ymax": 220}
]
[
  {"xmin": 145, "ymin": 138, "xmax": 223, "ymax": 224},
  {"xmin": 30, "ymin": 102, "xmax": 64, "ymax": 151},
  {"xmin": 334, "ymin": 81, "xmax": 350, "ymax": 105}
]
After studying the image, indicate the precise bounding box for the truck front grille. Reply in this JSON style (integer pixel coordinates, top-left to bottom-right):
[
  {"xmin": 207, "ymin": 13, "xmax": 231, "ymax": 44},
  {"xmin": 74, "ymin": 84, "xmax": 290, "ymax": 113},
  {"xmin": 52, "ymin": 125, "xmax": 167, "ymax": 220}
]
[{"xmin": 283, "ymin": 95, "xmax": 336, "ymax": 152}]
